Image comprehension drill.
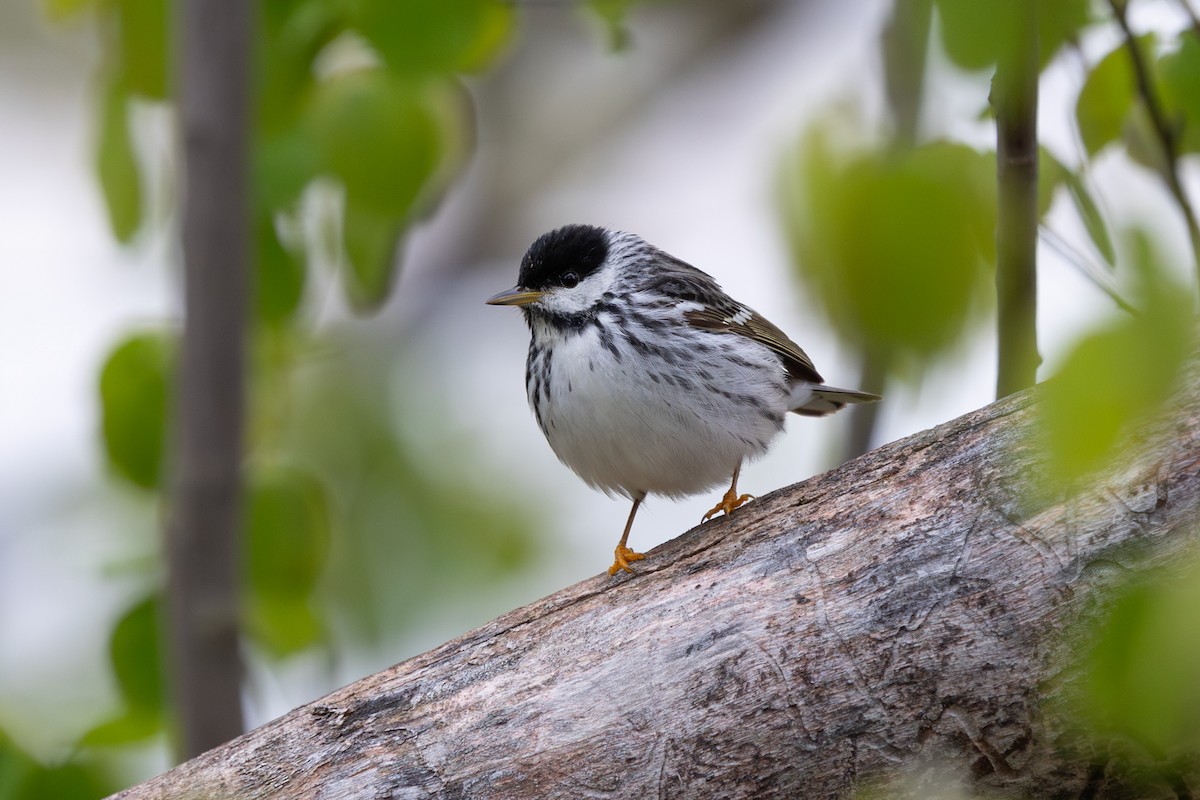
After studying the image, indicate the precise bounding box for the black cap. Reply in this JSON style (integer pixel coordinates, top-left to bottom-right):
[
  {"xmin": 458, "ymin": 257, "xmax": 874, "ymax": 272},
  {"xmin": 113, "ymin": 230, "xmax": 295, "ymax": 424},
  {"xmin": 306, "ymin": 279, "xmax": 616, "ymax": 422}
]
[{"xmin": 517, "ymin": 225, "xmax": 610, "ymax": 290}]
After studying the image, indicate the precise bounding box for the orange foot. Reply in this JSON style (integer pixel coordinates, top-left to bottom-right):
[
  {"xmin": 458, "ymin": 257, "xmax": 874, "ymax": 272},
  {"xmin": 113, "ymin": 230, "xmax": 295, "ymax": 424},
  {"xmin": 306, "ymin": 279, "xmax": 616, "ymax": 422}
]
[
  {"xmin": 702, "ymin": 488, "xmax": 754, "ymax": 522},
  {"xmin": 607, "ymin": 545, "xmax": 645, "ymax": 576}
]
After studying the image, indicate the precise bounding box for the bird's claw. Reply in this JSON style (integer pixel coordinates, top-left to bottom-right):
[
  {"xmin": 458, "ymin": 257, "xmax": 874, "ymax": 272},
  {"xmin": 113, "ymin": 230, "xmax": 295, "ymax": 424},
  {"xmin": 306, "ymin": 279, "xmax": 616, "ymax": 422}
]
[
  {"xmin": 608, "ymin": 545, "xmax": 645, "ymax": 576},
  {"xmin": 702, "ymin": 491, "xmax": 754, "ymax": 522}
]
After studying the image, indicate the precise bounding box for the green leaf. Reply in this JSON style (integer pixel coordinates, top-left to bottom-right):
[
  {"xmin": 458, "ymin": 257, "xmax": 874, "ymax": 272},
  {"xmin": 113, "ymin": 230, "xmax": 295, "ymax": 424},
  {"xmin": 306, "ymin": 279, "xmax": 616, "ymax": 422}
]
[
  {"xmin": 255, "ymin": 215, "xmax": 306, "ymax": 326},
  {"xmin": 253, "ymin": 126, "xmax": 321, "ymax": 212},
  {"xmin": 1041, "ymin": 232, "xmax": 1191, "ymax": 483},
  {"xmin": 307, "ymin": 69, "xmax": 442, "ymax": 216},
  {"xmin": 1157, "ymin": 31, "xmax": 1200, "ymax": 153},
  {"xmin": 782, "ymin": 134, "xmax": 994, "ymax": 359},
  {"xmin": 245, "ymin": 466, "xmax": 330, "ymax": 656},
  {"xmin": 95, "ymin": 81, "xmax": 142, "ymax": 243},
  {"xmin": 0, "ymin": 729, "xmax": 115, "ymax": 799},
  {"xmin": 41, "ymin": 0, "xmax": 94, "ymax": 21},
  {"xmin": 13, "ymin": 762, "xmax": 113, "ymax": 800},
  {"xmin": 1037, "ymin": 146, "xmax": 1069, "ymax": 219},
  {"xmin": 934, "ymin": 0, "xmax": 1013, "ymax": 71},
  {"xmin": 1063, "ymin": 171, "xmax": 1116, "ymax": 267},
  {"xmin": 588, "ymin": 0, "xmax": 637, "ymax": 50},
  {"xmin": 109, "ymin": 594, "xmax": 166, "ymax": 716},
  {"xmin": 246, "ymin": 466, "xmax": 330, "ymax": 598},
  {"xmin": 342, "ymin": 197, "xmax": 404, "ymax": 310},
  {"xmin": 246, "ymin": 594, "xmax": 324, "ymax": 658},
  {"xmin": 99, "ymin": 332, "xmax": 173, "ymax": 489},
  {"xmin": 934, "ymin": 0, "xmax": 1090, "ymax": 71},
  {"xmin": 1081, "ymin": 551, "xmax": 1200, "ymax": 759},
  {"xmin": 1076, "ymin": 38, "xmax": 1147, "ymax": 157},
  {"xmin": 79, "ymin": 710, "xmax": 161, "ymax": 747},
  {"xmin": 114, "ymin": 0, "xmax": 170, "ymax": 100},
  {"xmin": 1037, "ymin": 0, "xmax": 1093, "ymax": 65},
  {"xmin": 0, "ymin": 730, "xmax": 38, "ymax": 800},
  {"xmin": 257, "ymin": 0, "xmax": 345, "ymax": 135},
  {"xmin": 351, "ymin": 0, "xmax": 514, "ymax": 75}
]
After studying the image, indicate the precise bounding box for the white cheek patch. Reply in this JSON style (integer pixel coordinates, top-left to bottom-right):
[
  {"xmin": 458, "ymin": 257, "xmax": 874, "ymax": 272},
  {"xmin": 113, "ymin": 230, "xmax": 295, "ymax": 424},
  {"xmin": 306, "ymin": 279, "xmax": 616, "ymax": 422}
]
[{"xmin": 535, "ymin": 263, "xmax": 617, "ymax": 316}]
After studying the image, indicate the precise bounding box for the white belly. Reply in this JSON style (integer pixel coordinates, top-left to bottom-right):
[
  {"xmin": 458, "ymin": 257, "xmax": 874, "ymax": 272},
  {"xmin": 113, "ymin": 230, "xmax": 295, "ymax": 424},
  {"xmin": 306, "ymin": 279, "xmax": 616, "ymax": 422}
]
[{"xmin": 529, "ymin": 326, "xmax": 789, "ymax": 499}]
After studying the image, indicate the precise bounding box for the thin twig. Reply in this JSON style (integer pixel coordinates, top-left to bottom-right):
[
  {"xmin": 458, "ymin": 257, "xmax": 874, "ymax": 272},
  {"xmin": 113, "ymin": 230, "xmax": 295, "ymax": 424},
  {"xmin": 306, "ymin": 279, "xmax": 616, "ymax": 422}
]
[
  {"xmin": 1039, "ymin": 225, "xmax": 1139, "ymax": 315},
  {"xmin": 1107, "ymin": 0, "xmax": 1200, "ymax": 297}
]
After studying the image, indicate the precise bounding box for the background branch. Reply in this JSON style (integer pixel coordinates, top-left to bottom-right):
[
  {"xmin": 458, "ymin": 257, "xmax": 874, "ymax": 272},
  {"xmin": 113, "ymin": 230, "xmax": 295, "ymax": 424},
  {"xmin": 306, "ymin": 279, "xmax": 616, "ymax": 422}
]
[
  {"xmin": 112, "ymin": 352, "xmax": 1200, "ymax": 799},
  {"xmin": 165, "ymin": 0, "xmax": 252, "ymax": 758},
  {"xmin": 1108, "ymin": 0, "xmax": 1200, "ymax": 294}
]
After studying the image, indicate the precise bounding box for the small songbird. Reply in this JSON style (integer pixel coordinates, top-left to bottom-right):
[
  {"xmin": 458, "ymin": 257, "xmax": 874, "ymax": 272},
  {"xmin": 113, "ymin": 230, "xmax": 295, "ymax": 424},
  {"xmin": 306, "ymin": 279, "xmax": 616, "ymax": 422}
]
[{"xmin": 488, "ymin": 225, "xmax": 880, "ymax": 576}]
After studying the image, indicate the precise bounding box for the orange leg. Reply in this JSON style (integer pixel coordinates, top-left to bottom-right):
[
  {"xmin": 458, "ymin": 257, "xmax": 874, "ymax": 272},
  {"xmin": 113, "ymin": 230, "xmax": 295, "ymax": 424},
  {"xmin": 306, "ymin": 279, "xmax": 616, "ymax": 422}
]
[
  {"xmin": 608, "ymin": 496, "xmax": 646, "ymax": 576},
  {"xmin": 702, "ymin": 462, "xmax": 754, "ymax": 522}
]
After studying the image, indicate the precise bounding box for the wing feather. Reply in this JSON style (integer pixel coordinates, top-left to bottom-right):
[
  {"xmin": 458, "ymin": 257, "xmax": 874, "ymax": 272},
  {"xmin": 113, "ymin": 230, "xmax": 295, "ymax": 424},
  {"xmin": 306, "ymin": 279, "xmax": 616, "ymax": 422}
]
[
  {"xmin": 634, "ymin": 251, "xmax": 825, "ymax": 385},
  {"xmin": 683, "ymin": 305, "xmax": 825, "ymax": 385}
]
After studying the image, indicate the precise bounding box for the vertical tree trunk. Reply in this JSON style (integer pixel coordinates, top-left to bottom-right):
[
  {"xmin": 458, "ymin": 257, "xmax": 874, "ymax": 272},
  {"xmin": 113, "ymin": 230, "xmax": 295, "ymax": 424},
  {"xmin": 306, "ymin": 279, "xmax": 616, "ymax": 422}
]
[
  {"xmin": 166, "ymin": 0, "xmax": 252, "ymax": 759},
  {"xmin": 993, "ymin": 0, "xmax": 1041, "ymax": 399}
]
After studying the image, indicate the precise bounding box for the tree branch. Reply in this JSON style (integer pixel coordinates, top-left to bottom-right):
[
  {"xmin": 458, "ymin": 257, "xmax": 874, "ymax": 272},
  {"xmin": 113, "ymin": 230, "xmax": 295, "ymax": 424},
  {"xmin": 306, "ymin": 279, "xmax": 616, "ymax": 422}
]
[
  {"xmin": 1108, "ymin": 0, "xmax": 1200, "ymax": 295},
  {"xmin": 993, "ymin": 0, "xmax": 1042, "ymax": 398},
  {"xmin": 111, "ymin": 350, "xmax": 1200, "ymax": 798},
  {"xmin": 165, "ymin": 0, "xmax": 252, "ymax": 759}
]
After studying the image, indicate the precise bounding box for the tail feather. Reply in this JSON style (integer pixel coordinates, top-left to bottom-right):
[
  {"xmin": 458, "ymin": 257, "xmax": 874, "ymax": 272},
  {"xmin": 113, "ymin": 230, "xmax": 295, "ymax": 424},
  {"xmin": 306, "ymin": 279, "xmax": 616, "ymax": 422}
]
[{"xmin": 789, "ymin": 383, "xmax": 881, "ymax": 418}]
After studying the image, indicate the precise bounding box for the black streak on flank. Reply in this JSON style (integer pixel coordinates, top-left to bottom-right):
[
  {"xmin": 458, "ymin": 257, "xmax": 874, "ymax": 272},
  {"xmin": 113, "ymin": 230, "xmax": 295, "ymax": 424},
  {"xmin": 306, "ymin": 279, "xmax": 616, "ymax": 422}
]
[{"xmin": 517, "ymin": 224, "xmax": 610, "ymax": 291}]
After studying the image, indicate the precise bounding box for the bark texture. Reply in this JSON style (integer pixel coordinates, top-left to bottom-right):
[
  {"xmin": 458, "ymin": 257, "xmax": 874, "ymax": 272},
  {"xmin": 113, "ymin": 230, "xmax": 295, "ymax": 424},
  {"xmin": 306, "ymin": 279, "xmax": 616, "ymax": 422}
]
[{"xmin": 115, "ymin": 363, "xmax": 1200, "ymax": 799}]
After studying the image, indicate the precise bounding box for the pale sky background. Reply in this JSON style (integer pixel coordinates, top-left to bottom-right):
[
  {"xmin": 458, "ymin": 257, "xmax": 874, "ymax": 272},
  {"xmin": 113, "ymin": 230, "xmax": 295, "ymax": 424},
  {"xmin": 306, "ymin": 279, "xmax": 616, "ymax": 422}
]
[{"xmin": 0, "ymin": 0, "xmax": 1195, "ymax": 769}]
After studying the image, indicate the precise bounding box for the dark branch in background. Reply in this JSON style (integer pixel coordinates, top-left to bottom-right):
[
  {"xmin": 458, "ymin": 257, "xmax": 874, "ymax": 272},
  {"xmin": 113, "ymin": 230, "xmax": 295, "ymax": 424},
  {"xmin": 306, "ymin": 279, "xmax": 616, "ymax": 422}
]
[
  {"xmin": 993, "ymin": 0, "xmax": 1041, "ymax": 399},
  {"xmin": 166, "ymin": 0, "xmax": 252, "ymax": 759},
  {"xmin": 842, "ymin": 0, "xmax": 934, "ymax": 462},
  {"xmin": 1108, "ymin": 0, "xmax": 1200, "ymax": 295}
]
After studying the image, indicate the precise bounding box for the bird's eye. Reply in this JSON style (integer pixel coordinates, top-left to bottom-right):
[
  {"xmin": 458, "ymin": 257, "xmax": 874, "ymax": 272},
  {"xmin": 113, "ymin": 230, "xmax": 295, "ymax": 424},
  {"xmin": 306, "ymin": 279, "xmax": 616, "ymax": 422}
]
[{"xmin": 560, "ymin": 271, "xmax": 580, "ymax": 288}]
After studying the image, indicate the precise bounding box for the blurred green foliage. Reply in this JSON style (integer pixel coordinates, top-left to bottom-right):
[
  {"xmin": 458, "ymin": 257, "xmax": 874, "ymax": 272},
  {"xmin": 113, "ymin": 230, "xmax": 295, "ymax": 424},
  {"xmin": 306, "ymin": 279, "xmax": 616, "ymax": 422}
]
[
  {"xmin": 1158, "ymin": 31, "xmax": 1200, "ymax": 154},
  {"xmin": 244, "ymin": 466, "xmax": 330, "ymax": 657},
  {"xmin": 67, "ymin": 0, "xmax": 510, "ymax": 314},
  {"xmin": 1074, "ymin": 547, "xmax": 1200, "ymax": 778},
  {"xmin": 0, "ymin": 729, "xmax": 114, "ymax": 800},
  {"xmin": 782, "ymin": 133, "xmax": 995, "ymax": 366},
  {"xmin": 278, "ymin": 343, "xmax": 538, "ymax": 643},
  {"xmin": 932, "ymin": 0, "xmax": 1090, "ymax": 71},
  {"xmin": 99, "ymin": 332, "xmax": 172, "ymax": 490},
  {"xmin": 36, "ymin": 0, "xmax": 562, "ymax": 791},
  {"xmin": 1042, "ymin": 233, "xmax": 1191, "ymax": 484},
  {"xmin": 95, "ymin": 82, "xmax": 142, "ymax": 244},
  {"xmin": 83, "ymin": 596, "xmax": 167, "ymax": 747},
  {"xmin": 1076, "ymin": 35, "xmax": 1144, "ymax": 158},
  {"xmin": 588, "ymin": 0, "xmax": 639, "ymax": 49}
]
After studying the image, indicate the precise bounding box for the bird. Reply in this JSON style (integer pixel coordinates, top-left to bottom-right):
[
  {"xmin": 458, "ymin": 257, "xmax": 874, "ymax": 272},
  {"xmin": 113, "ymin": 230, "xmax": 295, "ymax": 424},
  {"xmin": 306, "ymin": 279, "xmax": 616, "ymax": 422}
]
[{"xmin": 487, "ymin": 224, "xmax": 880, "ymax": 577}]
